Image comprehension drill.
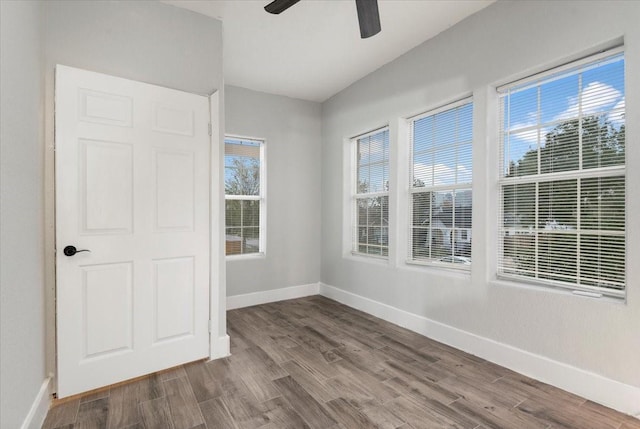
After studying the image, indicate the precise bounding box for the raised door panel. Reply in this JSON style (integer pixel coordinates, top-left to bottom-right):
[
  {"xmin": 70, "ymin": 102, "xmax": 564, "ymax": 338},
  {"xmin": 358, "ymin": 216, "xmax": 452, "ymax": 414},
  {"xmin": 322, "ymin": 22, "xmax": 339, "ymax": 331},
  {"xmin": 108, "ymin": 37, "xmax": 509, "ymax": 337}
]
[
  {"xmin": 81, "ymin": 139, "xmax": 133, "ymax": 234},
  {"xmin": 154, "ymin": 150, "xmax": 195, "ymax": 231},
  {"xmin": 152, "ymin": 257, "xmax": 195, "ymax": 343},
  {"xmin": 79, "ymin": 88, "xmax": 133, "ymax": 127},
  {"xmin": 82, "ymin": 262, "xmax": 133, "ymax": 359},
  {"xmin": 152, "ymin": 103, "xmax": 194, "ymax": 136}
]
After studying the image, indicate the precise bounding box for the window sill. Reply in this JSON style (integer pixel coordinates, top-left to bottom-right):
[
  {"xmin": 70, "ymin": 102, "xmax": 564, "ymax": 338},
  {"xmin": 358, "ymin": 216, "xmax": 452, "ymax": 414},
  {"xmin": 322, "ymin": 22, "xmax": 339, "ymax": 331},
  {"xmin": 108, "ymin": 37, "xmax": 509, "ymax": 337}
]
[
  {"xmin": 344, "ymin": 252, "xmax": 389, "ymax": 266},
  {"xmin": 403, "ymin": 260, "xmax": 471, "ymax": 279},
  {"xmin": 226, "ymin": 252, "xmax": 266, "ymax": 261},
  {"xmin": 489, "ymin": 277, "xmax": 626, "ymax": 304}
]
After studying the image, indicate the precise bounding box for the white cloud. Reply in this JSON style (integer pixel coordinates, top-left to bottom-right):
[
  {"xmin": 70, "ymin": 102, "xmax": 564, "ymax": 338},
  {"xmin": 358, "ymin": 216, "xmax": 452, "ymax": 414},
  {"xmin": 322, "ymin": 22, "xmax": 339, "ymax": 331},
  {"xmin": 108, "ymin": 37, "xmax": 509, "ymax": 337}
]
[
  {"xmin": 414, "ymin": 163, "xmax": 471, "ymax": 186},
  {"xmin": 507, "ymin": 128, "xmax": 538, "ymax": 145},
  {"xmin": 555, "ymin": 82, "xmax": 622, "ymax": 121}
]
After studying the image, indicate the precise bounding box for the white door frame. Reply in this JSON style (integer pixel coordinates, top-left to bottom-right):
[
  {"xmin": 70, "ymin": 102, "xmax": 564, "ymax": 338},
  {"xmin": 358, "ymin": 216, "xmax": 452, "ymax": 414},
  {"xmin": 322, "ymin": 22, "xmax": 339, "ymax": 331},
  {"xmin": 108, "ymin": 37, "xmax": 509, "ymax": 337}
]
[{"xmin": 208, "ymin": 90, "xmax": 229, "ymax": 360}]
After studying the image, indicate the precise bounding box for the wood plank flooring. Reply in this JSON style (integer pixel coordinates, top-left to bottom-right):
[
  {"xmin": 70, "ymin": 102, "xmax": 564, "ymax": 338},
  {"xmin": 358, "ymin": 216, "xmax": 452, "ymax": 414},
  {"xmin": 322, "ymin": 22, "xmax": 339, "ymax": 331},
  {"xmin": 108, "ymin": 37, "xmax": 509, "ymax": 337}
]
[{"xmin": 43, "ymin": 296, "xmax": 639, "ymax": 429}]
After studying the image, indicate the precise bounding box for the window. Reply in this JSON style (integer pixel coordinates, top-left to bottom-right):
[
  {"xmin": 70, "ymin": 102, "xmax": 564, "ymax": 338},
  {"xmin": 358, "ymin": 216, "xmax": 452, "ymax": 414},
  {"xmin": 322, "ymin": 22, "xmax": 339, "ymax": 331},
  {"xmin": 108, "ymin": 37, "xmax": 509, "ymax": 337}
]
[
  {"xmin": 352, "ymin": 128, "xmax": 389, "ymax": 257},
  {"xmin": 224, "ymin": 136, "xmax": 265, "ymax": 256},
  {"xmin": 409, "ymin": 99, "xmax": 473, "ymax": 268},
  {"xmin": 498, "ymin": 50, "xmax": 626, "ymax": 297}
]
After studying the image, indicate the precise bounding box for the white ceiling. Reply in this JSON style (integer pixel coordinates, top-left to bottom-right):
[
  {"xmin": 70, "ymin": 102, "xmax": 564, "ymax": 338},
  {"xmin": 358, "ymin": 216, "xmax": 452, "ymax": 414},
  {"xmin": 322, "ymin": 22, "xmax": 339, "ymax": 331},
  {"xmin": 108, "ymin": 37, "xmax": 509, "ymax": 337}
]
[{"xmin": 164, "ymin": 0, "xmax": 494, "ymax": 102}]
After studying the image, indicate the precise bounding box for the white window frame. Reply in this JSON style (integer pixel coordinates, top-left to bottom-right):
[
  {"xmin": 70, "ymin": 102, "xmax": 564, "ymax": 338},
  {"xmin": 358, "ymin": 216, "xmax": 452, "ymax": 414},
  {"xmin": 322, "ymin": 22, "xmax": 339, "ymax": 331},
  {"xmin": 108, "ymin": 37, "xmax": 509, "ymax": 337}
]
[
  {"xmin": 224, "ymin": 135, "xmax": 267, "ymax": 258},
  {"xmin": 350, "ymin": 126, "xmax": 390, "ymax": 259},
  {"xmin": 407, "ymin": 98, "xmax": 473, "ymax": 270},
  {"xmin": 497, "ymin": 48, "xmax": 626, "ymax": 298}
]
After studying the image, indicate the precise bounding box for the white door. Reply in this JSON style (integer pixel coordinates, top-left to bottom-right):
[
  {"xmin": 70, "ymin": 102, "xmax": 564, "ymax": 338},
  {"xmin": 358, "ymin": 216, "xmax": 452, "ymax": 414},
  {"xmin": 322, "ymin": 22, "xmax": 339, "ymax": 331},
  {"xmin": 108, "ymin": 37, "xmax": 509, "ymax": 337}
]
[{"xmin": 55, "ymin": 65, "xmax": 211, "ymax": 398}]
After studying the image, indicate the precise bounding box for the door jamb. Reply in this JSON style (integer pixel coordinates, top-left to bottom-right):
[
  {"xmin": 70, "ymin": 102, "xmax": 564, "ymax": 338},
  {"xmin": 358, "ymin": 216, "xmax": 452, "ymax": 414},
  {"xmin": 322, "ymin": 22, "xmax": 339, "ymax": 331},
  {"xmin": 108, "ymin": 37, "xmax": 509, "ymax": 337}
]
[{"xmin": 208, "ymin": 90, "xmax": 230, "ymax": 359}]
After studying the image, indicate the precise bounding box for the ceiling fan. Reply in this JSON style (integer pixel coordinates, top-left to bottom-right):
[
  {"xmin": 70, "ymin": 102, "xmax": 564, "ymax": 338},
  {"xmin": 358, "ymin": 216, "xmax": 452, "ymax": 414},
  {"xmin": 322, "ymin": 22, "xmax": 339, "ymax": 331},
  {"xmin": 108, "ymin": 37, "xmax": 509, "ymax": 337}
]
[{"xmin": 264, "ymin": 0, "xmax": 381, "ymax": 39}]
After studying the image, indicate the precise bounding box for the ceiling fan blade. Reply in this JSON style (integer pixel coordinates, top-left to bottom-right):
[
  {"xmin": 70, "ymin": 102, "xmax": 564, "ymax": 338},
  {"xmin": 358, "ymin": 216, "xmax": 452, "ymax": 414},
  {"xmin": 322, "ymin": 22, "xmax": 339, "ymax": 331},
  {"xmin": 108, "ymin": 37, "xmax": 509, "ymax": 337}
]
[
  {"xmin": 355, "ymin": 0, "xmax": 381, "ymax": 38},
  {"xmin": 264, "ymin": 0, "xmax": 300, "ymax": 14}
]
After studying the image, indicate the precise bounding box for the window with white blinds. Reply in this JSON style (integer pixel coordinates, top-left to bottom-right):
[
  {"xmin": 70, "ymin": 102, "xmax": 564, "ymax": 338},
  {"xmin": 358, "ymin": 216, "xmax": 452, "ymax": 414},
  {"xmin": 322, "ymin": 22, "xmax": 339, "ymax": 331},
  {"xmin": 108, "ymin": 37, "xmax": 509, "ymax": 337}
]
[
  {"xmin": 225, "ymin": 136, "xmax": 265, "ymax": 256},
  {"xmin": 409, "ymin": 99, "xmax": 473, "ymax": 268},
  {"xmin": 498, "ymin": 49, "xmax": 626, "ymax": 297},
  {"xmin": 352, "ymin": 127, "xmax": 389, "ymax": 257}
]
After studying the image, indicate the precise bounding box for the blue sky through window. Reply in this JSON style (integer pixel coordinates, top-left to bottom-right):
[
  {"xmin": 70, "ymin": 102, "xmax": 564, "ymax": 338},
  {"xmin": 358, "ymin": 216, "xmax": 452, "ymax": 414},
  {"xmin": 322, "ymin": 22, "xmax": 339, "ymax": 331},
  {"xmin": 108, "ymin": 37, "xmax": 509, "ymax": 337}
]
[{"xmin": 502, "ymin": 54, "xmax": 625, "ymax": 172}]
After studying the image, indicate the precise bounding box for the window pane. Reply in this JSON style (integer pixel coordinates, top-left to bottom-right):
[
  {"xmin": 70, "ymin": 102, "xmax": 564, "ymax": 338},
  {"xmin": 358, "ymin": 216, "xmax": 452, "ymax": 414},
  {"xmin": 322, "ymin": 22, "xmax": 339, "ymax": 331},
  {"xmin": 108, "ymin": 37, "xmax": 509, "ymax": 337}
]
[
  {"xmin": 458, "ymin": 103, "xmax": 473, "ymax": 142},
  {"xmin": 538, "ymin": 180, "xmax": 577, "ymax": 229},
  {"xmin": 355, "ymin": 195, "xmax": 388, "ymax": 256},
  {"xmin": 413, "ymin": 151, "xmax": 433, "ymax": 187},
  {"xmin": 357, "ymin": 137, "xmax": 370, "ymax": 166},
  {"xmin": 454, "ymin": 189, "xmax": 472, "ymax": 258},
  {"xmin": 581, "ymin": 176, "xmax": 625, "ymax": 231},
  {"xmin": 456, "ymin": 144, "xmax": 472, "ymax": 184},
  {"xmin": 225, "ymin": 227, "xmax": 242, "ymax": 255},
  {"xmin": 538, "ymin": 233, "xmax": 577, "ymax": 283},
  {"xmin": 413, "ymin": 116, "xmax": 434, "ymax": 152},
  {"xmin": 502, "ymin": 232, "xmax": 536, "ymax": 278},
  {"xmin": 582, "ymin": 115, "xmax": 625, "ymax": 169},
  {"xmin": 580, "ymin": 235, "xmax": 625, "ymax": 289},
  {"xmin": 243, "ymin": 227, "xmax": 260, "ymax": 254},
  {"xmin": 434, "ymin": 150, "xmax": 456, "ymax": 186},
  {"xmin": 540, "ymin": 122, "xmax": 579, "ymax": 174},
  {"xmin": 357, "ymin": 164, "xmax": 370, "ymax": 194},
  {"xmin": 540, "ymin": 74, "xmax": 578, "ymax": 123},
  {"xmin": 225, "ymin": 200, "xmax": 242, "ymax": 227},
  {"xmin": 243, "ymin": 200, "xmax": 260, "ymax": 227},
  {"xmin": 504, "ymin": 130, "xmax": 538, "ymax": 177},
  {"xmin": 412, "ymin": 192, "xmax": 432, "ymax": 259},
  {"xmin": 502, "ymin": 183, "xmax": 535, "ymax": 229},
  {"xmin": 224, "ymin": 139, "xmax": 260, "ymax": 196},
  {"xmin": 507, "ymin": 86, "xmax": 537, "ymax": 130},
  {"xmin": 433, "ymin": 109, "xmax": 457, "ymax": 147},
  {"xmin": 369, "ymin": 163, "xmax": 385, "ymax": 193},
  {"xmin": 369, "ymin": 133, "xmax": 385, "ymax": 164}
]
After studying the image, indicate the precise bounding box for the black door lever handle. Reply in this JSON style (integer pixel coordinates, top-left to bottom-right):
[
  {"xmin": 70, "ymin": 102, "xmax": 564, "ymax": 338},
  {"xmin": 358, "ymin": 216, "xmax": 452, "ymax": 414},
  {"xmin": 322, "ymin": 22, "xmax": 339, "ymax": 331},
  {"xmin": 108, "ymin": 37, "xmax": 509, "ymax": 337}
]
[{"xmin": 63, "ymin": 245, "xmax": 91, "ymax": 257}]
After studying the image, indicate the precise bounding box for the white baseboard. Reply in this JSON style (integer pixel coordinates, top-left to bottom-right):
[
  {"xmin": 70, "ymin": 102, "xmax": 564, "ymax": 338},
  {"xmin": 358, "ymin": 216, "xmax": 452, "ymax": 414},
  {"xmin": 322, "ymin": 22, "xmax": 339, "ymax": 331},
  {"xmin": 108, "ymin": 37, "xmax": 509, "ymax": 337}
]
[
  {"xmin": 209, "ymin": 334, "xmax": 231, "ymax": 360},
  {"xmin": 227, "ymin": 283, "xmax": 320, "ymax": 310},
  {"xmin": 21, "ymin": 377, "xmax": 52, "ymax": 429},
  {"xmin": 319, "ymin": 282, "xmax": 640, "ymax": 417}
]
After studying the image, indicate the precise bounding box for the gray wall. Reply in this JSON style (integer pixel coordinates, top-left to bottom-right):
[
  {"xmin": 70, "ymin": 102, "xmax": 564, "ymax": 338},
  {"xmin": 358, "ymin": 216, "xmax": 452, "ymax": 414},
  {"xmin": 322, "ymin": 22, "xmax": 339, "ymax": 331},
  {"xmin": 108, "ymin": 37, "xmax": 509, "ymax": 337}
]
[
  {"xmin": 43, "ymin": 0, "xmax": 222, "ymax": 96},
  {"xmin": 42, "ymin": 0, "xmax": 224, "ymax": 400},
  {"xmin": 321, "ymin": 0, "xmax": 640, "ymax": 388},
  {"xmin": 225, "ymin": 85, "xmax": 322, "ymax": 296},
  {"xmin": 0, "ymin": 1, "xmax": 46, "ymax": 427}
]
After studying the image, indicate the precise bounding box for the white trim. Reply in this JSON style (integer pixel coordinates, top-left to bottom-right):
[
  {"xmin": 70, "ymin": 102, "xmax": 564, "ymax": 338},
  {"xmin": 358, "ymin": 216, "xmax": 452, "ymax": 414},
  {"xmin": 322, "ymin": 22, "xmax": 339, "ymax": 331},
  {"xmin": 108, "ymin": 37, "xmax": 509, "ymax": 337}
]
[
  {"xmin": 21, "ymin": 378, "xmax": 52, "ymax": 429},
  {"xmin": 349, "ymin": 124, "xmax": 389, "ymax": 141},
  {"xmin": 208, "ymin": 335, "xmax": 230, "ymax": 360},
  {"xmin": 408, "ymin": 96, "xmax": 473, "ymax": 123},
  {"xmin": 209, "ymin": 91, "xmax": 228, "ymax": 361},
  {"xmin": 227, "ymin": 283, "xmax": 320, "ymax": 310},
  {"xmin": 318, "ymin": 282, "xmax": 640, "ymax": 417},
  {"xmin": 496, "ymin": 46, "xmax": 624, "ymax": 93}
]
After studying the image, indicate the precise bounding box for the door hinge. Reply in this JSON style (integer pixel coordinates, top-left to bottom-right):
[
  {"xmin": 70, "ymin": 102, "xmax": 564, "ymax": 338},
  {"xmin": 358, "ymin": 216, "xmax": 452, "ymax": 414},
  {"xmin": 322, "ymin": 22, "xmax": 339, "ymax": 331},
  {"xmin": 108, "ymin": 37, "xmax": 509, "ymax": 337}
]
[
  {"xmin": 208, "ymin": 319, "xmax": 213, "ymax": 333},
  {"xmin": 208, "ymin": 123, "xmax": 212, "ymax": 136}
]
